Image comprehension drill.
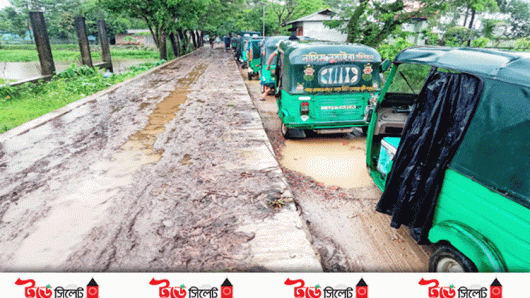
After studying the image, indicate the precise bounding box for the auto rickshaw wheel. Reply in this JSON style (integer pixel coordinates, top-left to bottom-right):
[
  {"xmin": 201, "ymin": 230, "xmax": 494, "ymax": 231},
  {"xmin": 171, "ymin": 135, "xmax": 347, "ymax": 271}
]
[
  {"xmin": 429, "ymin": 244, "xmax": 477, "ymax": 272},
  {"xmin": 247, "ymin": 72, "xmax": 252, "ymax": 80},
  {"xmin": 281, "ymin": 122, "xmax": 292, "ymax": 139}
]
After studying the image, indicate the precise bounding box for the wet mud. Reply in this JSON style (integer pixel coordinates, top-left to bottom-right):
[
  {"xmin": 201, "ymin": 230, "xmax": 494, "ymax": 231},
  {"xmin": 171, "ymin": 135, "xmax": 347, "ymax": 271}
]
[
  {"xmin": 240, "ymin": 66, "xmax": 431, "ymax": 272},
  {"xmin": 0, "ymin": 48, "xmax": 288, "ymax": 271},
  {"xmin": 280, "ymin": 136, "xmax": 372, "ymax": 189}
]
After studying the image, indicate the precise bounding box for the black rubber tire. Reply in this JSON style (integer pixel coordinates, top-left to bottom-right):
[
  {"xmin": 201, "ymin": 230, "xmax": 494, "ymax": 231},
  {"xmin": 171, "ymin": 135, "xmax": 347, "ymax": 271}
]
[
  {"xmin": 428, "ymin": 244, "xmax": 478, "ymax": 272},
  {"xmin": 281, "ymin": 122, "xmax": 292, "ymax": 139},
  {"xmin": 247, "ymin": 72, "xmax": 252, "ymax": 80}
]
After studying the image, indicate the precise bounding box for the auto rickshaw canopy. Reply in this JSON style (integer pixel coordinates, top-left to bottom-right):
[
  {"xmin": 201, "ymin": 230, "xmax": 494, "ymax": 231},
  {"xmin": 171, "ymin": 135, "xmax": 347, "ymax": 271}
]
[
  {"xmin": 261, "ymin": 36, "xmax": 289, "ymax": 66},
  {"xmin": 394, "ymin": 46, "xmax": 530, "ymax": 88},
  {"xmin": 278, "ymin": 41, "xmax": 382, "ymax": 95}
]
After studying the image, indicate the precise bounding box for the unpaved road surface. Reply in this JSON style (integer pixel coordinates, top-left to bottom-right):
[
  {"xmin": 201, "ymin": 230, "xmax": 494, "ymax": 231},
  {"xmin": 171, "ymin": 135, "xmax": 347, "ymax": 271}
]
[
  {"xmin": 240, "ymin": 67, "xmax": 432, "ymax": 271},
  {"xmin": 0, "ymin": 46, "xmax": 320, "ymax": 272}
]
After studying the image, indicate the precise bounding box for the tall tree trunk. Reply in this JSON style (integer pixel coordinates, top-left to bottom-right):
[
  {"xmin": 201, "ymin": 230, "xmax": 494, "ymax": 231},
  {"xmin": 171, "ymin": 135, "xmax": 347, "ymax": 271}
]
[
  {"xmin": 468, "ymin": 10, "xmax": 476, "ymax": 29},
  {"xmin": 191, "ymin": 30, "xmax": 198, "ymax": 49},
  {"xmin": 463, "ymin": 7, "xmax": 469, "ymax": 27},
  {"xmin": 467, "ymin": 9, "xmax": 476, "ymax": 46},
  {"xmin": 177, "ymin": 29, "xmax": 186, "ymax": 53},
  {"xmin": 199, "ymin": 31, "xmax": 204, "ymax": 47},
  {"xmin": 194, "ymin": 30, "xmax": 201, "ymax": 47},
  {"xmin": 169, "ymin": 32, "xmax": 179, "ymax": 57},
  {"xmin": 158, "ymin": 30, "xmax": 168, "ymax": 60}
]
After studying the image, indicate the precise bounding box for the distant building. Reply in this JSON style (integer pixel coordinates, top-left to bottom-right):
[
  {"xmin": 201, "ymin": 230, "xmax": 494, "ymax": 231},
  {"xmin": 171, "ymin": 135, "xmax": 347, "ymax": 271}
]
[
  {"xmin": 115, "ymin": 29, "xmax": 155, "ymax": 46},
  {"xmin": 284, "ymin": 9, "xmax": 348, "ymax": 42}
]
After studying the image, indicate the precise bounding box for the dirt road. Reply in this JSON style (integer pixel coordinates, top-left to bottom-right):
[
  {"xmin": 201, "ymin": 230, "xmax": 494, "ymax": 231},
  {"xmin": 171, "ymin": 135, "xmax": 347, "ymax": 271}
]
[
  {"xmin": 0, "ymin": 46, "xmax": 321, "ymax": 272},
  {"xmin": 240, "ymin": 67, "xmax": 432, "ymax": 271}
]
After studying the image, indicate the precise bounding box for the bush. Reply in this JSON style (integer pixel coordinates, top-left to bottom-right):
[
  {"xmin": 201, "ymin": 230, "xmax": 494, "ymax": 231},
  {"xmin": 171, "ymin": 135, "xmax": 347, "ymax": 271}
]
[
  {"xmin": 377, "ymin": 38, "xmax": 415, "ymax": 61},
  {"xmin": 0, "ymin": 61, "xmax": 161, "ymax": 134},
  {"xmin": 515, "ymin": 38, "xmax": 530, "ymax": 50},
  {"xmin": 442, "ymin": 26, "xmax": 475, "ymax": 47},
  {"xmin": 471, "ymin": 37, "xmax": 490, "ymax": 48}
]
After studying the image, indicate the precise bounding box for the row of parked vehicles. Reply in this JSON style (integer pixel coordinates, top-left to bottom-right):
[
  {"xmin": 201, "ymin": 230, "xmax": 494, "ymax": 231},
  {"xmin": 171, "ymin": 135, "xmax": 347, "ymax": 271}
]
[{"xmin": 230, "ymin": 32, "xmax": 530, "ymax": 273}]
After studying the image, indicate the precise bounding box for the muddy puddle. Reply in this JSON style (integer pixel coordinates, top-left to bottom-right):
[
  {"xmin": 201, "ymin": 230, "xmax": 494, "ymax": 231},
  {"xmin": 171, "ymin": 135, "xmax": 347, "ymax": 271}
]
[
  {"xmin": 115, "ymin": 63, "xmax": 207, "ymax": 166},
  {"xmin": 280, "ymin": 135, "xmax": 372, "ymax": 189}
]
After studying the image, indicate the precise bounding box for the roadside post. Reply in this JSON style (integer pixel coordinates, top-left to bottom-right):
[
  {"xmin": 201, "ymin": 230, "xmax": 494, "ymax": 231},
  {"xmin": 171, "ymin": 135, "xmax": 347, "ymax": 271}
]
[
  {"xmin": 75, "ymin": 15, "xmax": 93, "ymax": 68},
  {"xmin": 29, "ymin": 11, "xmax": 55, "ymax": 78},
  {"xmin": 97, "ymin": 19, "xmax": 113, "ymax": 72}
]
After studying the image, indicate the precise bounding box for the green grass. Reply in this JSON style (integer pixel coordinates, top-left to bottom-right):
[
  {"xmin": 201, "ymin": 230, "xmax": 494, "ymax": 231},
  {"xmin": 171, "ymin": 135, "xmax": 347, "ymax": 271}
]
[
  {"xmin": 0, "ymin": 45, "xmax": 159, "ymax": 62},
  {"xmin": 0, "ymin": 61, "xmax": 165, "ymax": 134}
]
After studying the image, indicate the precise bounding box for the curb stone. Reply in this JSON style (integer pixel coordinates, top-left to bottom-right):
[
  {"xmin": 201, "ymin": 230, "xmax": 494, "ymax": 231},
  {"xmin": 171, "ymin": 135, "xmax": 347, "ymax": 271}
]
[{"xmin": 226, "ymin": 58, "xmax": 323, "ymax": 272}]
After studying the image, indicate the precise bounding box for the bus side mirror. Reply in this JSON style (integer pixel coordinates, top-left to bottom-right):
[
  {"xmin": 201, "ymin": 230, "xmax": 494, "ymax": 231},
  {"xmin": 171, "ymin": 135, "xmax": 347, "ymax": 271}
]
[{"xmin": 380, "ymin": 60, "xmax": 391, "ymax": 72}]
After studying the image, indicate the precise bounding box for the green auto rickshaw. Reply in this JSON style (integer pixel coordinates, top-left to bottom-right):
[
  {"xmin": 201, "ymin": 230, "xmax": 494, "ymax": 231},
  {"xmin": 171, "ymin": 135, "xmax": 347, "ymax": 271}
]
[
  {"xmin": 237, "ymin": 34, "xmax": 257, "ymax": 68},
  {"xmin": 275, "ymin": 40, "xmax": 383, "ymax": 138},
  {"xmin": 246, "ymin": 36, "xmax": 265, "ymax": 80},
  {"xmin": 234, "ymin": 34, "xmax": 249, "ymax": 67},
  {"xmin": 231, "ymin": 36, "xmax": 239, "ymax": 50},
  {"xmin": 259, "ymin": 36, "xmax": 289, "ymax": 91},
  {"xmin": 366, "ymin": 46, "xmax": 530, "ymax": 272}
]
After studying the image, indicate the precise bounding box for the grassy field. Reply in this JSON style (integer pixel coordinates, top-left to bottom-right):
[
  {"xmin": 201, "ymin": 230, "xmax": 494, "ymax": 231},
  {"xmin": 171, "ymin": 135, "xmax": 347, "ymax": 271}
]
[
  {"xmin": 0, "ymin": 44, "xmax": 160, "ymax": 62},
  {"xmin": 0, "ymin": 61, "xmax": 164, "ymax": 134}
]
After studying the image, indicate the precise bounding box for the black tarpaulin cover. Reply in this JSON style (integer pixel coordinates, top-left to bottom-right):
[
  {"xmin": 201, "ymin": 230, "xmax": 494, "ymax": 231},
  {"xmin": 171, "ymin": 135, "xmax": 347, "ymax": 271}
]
[{"xmin": 376, "ymin": 70, "xmax": 484, "ymax": 244}]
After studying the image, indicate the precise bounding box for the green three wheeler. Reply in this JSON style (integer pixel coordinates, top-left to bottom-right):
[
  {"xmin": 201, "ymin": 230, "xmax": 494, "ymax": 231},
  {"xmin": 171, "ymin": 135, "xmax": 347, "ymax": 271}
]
[
  {"xmin": 275, "ymin": 40, "xmax": 383, "ymax": 138},
  {"xmin": 366, "ymin": 46, "xmax": 530, "ymax": 272},
  {"xmin": 259, "ymin": 36, "xmax": 289, "ymax": 91},
  {"xmin": 246, "ymin": 36, "xmax": 265, "ymax": 80}
]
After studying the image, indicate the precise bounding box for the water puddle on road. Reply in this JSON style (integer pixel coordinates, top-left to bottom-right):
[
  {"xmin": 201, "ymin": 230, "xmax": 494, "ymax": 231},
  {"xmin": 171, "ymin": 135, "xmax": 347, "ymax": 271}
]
[
  {"xmin": 280, "ymin": 136, "xmax": 373, "ymax": 189},
  {"xmin": 113, "ymin": 63, "xmax": 207, "ymax": 167},
  {"xmin": 8, "ymin": 63, "xmax": 210, "ymax": 270}
]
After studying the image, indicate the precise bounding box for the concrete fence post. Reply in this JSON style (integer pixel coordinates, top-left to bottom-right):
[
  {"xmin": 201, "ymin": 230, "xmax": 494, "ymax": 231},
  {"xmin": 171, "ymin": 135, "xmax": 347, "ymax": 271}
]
[
  {"xmin": 29, "ymin": 11, "xmax": 55, "ymax": 77},
  {"xmin": 75, "ymin": 16, "xmax": 93, "ymax": 68},
  {"xmin": 97, "ymin": 20, "xmax": 113, "ymax": 72}
]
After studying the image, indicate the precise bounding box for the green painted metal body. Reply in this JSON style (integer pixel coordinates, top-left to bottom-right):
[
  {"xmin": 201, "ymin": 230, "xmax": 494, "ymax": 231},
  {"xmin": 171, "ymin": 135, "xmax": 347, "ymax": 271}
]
[
  {"xmin": 277, "ymin": 40, "xmax": 382, "ymax": 131},
  {"xmin": 248, "ymin": 38, "xmax": 263, "ymax": 74},
  {"xmin": 278, "ymin": 89, "xmax": 372, "ymax": 129},
  {"xmin": 260, "ymin": 36, "xmax": 289, "ymax": 87},
  {"xmin": 366, "ymin": 47, "xmax": 530, "ymax": 272}
]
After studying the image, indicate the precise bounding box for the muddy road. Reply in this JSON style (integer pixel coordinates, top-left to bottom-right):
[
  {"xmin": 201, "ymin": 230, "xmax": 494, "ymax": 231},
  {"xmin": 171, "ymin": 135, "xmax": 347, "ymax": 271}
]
[
  {"xmin": 0, "ymin": 46, "xmax": 321, "ymax": 272},
  {"xmin": 240, "ymin": 67, "xmax": 432, "ymax": 271}
]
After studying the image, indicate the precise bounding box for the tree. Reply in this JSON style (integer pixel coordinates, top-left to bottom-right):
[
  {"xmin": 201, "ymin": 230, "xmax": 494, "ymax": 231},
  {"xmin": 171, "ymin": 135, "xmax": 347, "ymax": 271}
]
[
  {"xmin": 268, "ymin": 0, "xmax": 323, "ymax": 34},
  {"xmin": 331, "ymin": 0, "xmax": 448, "ymax": 48},
  {"xmin": 0, "ymin": 7, "xmax": 28, "ymax": 36},
  {"xmin": 498, "ymin": 0, "xmax": 530, "ymax": 39}
]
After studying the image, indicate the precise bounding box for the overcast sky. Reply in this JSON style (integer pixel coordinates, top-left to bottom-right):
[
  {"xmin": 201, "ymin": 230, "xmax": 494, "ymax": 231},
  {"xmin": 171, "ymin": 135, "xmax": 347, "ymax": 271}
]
[{"xmin": 0, "ymin": 0, "xmax": 9, "ymax": 9}]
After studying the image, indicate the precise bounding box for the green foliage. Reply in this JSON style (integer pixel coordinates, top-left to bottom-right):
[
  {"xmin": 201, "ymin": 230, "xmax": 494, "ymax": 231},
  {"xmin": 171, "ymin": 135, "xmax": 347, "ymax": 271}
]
[
  {"xmin": 333, "ymin": 0, "xmax": 448, "ymax": 48},
  {"xmin": 0, "ymin": 61, "xmax": 161, "ymax": 134},
  {"xmin": 422, "ymin": 29, "xmax": 440, "ymax": 45},
  {"xmin": 442, "ymin": 26, "xmax": 475, "ymax": 46},
  {"xmin": 387, "ymin": 63, "xmax": 432, "ymax": 94},
  {"xmin": 0, "ymin": 46, "xmax": 159, "ymax": 62},
  {"xmin": 471, "ymin": 37, "xmax": 490, "ymax": 47},
  {"xmin": 377, "ymin": 38, "xmax": 414, "ymax": 61},
  {"xmin": 0, "ymin": 7, "xmax": 28, "ymax": 36},
  {"xmin": 498, "ymin": 0, "xmax": 530, "ymax": 39},
  {"xmin": 515, "ymin": 38, "xmax": 530, "ymax": 50}
]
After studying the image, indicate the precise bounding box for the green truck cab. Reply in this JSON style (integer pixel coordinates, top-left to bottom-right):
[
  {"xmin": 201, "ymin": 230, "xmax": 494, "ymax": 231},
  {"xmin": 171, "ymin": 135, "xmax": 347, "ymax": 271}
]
[
  {"xmin": 275, "ymin": 40, "xmax": 383, "ymax": 138},
  {"xmin": 366, "ymin": 46, "xmax": 530, "ymax": 272}
]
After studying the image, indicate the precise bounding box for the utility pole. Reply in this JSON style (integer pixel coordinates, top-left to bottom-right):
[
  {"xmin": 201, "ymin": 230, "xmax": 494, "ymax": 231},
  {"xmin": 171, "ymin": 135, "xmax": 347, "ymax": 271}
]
[{"xmin": 263, "ymin": 3, "xmax": 267, "ymax": 36}]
